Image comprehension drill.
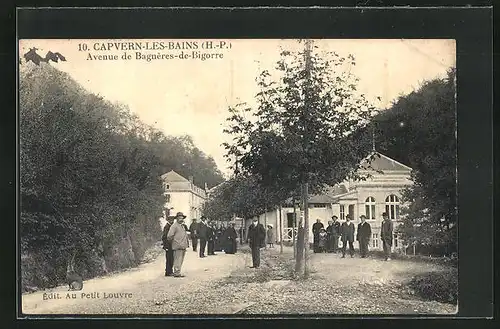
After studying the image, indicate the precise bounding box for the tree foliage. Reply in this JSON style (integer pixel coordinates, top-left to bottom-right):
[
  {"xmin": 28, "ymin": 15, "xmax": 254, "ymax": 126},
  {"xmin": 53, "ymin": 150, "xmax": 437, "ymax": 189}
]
[
  {"xmin": 371, "ymin": 69, "xmax": 457, "ymax": 254},
  {"xmin": 222, "ymin": 41, "xmax": 376, "ymax": 210},
  {"xmin": 20, "ymin": 61, "xmax": 224, "ymax": 289}
]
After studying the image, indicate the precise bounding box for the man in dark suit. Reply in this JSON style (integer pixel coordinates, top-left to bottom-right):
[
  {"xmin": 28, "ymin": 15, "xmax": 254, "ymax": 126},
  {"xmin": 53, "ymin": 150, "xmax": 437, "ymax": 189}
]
[
  {"xmin": 197, "ymin": 216, "xmax": 209, "ymax": 258},
  {"xmin": 207, "ymin": 220, "xmax": 216, "ymax": 255},
  {"xmin": 312, "ymin": 219, "xmax": 324, "ymax": 253},
  {"xmin": 340, "ymin": 215, "xmax": 355, "ymax": 258},
  {"xmin": 331, "ymin": 215, "xmax": 341, "ymax": 253},
  {"xmin": 247, "ymin": 219, "xmax": 266, "ymax": 268},
  {"xmin": 189, "ymin": 218, "xmax": 199, "ymax": 252},
  {"xmin": 161, "ymin": 216, "xmax": 175, "ymax": 276},
  {"xmin": 380, "ymin": 212, "xmax": 394, "ymax": 261},
  {"xmin": 357, "ymin": 215, "xmax": 372, "ymax": 258}
]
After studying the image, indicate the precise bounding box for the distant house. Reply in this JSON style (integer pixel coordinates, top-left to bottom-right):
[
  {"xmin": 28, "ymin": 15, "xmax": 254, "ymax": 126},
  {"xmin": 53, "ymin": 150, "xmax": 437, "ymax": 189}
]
[
  {"xmin": 159, "ymin": 170, "xmax": 208, "ymax": 229},
  {"xmin": 246, "ymin": 151, "xmax": 413, "ymax": 251}
]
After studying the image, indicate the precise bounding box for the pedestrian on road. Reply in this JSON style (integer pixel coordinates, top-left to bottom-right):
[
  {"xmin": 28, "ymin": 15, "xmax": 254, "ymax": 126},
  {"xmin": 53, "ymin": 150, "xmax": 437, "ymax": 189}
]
[
  {"xmin": 166, "ymin": 212, "xmax": 189, "ymax": 277},
  {"xmin": 340, "ymin": 215, "xmax": 355, "ymax": 258},
  {"xmin": 161, "ymin": 216, "xmax": 175, "ymax": 276},
  {"xmin": 198, "ymin": 216, "xmax": 209, "ymax": 258},
  {"xmin": 357, "ymin": 215, "xmax": 372, "ymax": 258},
  {"xmin": 330, "ymin": 216, "xmax": 341, "ymax": 253},
  {"xmin": 326, "ymin": 220, "xmax": 334, "ymax": 252},
  {"xmin": 207, "ymin": 220, "xmax": 216, "ymax": 255},
  {"xmin": 189, "ymin": 218, "xmax": 199, "ymax": 252},
  {"xmin": 266, "ymin": 224, "xmax": 274, "ymax": 248},
  {"xmin": 380, "ymin": 212, "xmax": 394, "ymax": 261},
  {"xmin": 247, "ymin": 219, "xmax": 266, "ymax": 268},
  {"xmin": 312, "ymin": 219, "xmax": 324, "ymax": 253},
  {"xmin": 318, "ymin": 228, "xmax": 328, "ymax": 253},
  {"xmin": 223, "ymin": 222, "xmax": 238, "ymax": 254}
]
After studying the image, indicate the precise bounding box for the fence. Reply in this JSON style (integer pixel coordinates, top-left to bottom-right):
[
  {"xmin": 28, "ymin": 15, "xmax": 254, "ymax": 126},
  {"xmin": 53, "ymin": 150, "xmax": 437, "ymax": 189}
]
[{"xmin": 282, "ymin": 227, "xmax": 298, "ymax": 242}]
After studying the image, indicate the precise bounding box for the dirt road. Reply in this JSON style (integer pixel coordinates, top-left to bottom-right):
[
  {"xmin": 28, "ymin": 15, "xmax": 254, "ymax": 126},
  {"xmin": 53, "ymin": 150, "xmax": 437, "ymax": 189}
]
[{"xmin": 21, "ymin": 248, "xmax": 248, "ymax": 315}]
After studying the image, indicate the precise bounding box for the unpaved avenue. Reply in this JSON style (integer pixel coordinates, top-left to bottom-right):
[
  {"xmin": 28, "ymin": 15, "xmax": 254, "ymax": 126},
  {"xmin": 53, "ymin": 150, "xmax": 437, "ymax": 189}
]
[{"xmin": 22, "ymin": 249, "xmax": 248, "ymax": 315}]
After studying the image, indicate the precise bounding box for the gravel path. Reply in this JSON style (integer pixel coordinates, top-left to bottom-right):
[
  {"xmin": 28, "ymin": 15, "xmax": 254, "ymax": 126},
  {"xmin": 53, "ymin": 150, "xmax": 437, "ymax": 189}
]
[
  {"xmin": 21, "ymin": 246, "xmax": 457, "ymax": 316},
  {"xmin": 175, "ymin": 246, "xmax": 458, "ymax": 315},
  {"xmin": 22, "ymin": 248, "xmax": 248, "ymax": 315}
]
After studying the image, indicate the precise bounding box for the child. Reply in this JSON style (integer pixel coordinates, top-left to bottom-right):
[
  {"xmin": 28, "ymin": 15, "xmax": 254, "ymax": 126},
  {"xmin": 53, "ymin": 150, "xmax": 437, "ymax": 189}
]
[
  {"xmin": 267, "ymin": 224, "xmax": 274, "ymax": 248},
  {"xmin": 318, "ymin": 228, "xmax": 328, "ymax": 253}
]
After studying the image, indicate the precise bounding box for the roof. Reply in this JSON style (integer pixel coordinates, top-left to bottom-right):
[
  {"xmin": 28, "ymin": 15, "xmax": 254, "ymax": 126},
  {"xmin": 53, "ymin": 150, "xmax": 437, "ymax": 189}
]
[
  {"xmin": 308, "ymin": 194, "xmax": 336, "ymax": 204},
  {"xmin": 324, "ymin": 184, "xmax": 349, "ymax": 197},
  {"xmin": 161, "ymin": 170, "xmax": 190, "ymax": 183},
  {"xmin": 359, "ymin": 151, "xmax": 412, "ymax": 172}
]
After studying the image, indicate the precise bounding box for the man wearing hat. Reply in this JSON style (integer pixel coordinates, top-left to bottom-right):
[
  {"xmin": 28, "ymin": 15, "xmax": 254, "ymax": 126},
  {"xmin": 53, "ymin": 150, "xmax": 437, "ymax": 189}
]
[
  {"xmin": 340, "ymin": 214, "xmax": 355, "ymax": 258},
  {"xmin": 197, "ymin": 216, "xmax": 209, "ymax": 258},
  {"xmin": 380, "ymin": 212, "xmax": 394, "ymax": 261},
  {"xmin": 161, "ymin": 215, "xmax": 175, "ymax": 276},
  {"xmin": 357, "ymin": 215, "xmax": 372, "ymax": 258},
  {"xmin": 189, "ymin": 218, "xmax": 199, "ymax": 252},
  {"xmin": 247, "ymin": 218, "xmax": 266, "ymax": 268},
  {"xmin": 166, "ymin": 212, "xmax": 189, "ymax": 277}
]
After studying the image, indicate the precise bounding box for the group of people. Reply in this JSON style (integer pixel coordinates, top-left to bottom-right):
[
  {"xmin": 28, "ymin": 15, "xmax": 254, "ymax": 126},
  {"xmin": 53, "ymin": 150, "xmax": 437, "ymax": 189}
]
[
  {"xmin": 162, "ymin": 211, "xmax": 395, "ymax": 277},
  {"xmin": 312, "ymin": 212, "xmax": 394, "ymax": 260},
  {"xmin": 161, "ymin": 212, "xmax": 239, "ymax": 277}
]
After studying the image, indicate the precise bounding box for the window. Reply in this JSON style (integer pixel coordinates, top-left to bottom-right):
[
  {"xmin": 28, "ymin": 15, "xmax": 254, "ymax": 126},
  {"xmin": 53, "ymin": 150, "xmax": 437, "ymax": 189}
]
[
  {"xmin": 394, "ymin": 233, "xmax": 399, "ymax": 248},
  {"xmin": 385, "ymin": 195, "xmax": 400, "ymax": 220},
  {"xmin": 372, "ymin": 233, "xmax": 379, "ymax": 248},
  {"xmin": 365, "ymin": 197, "xmax": 376, "ymax": 219},
  {"xmin": 165, "ymin": 194, "xmax": 171, "ymax": 203},
  {"xmin": 166, "ymin": 184, "xmax": 170, "ymax": 189},
  {"xmin": 311, "ymin": 203, "xmax": 326, "ymax": 208},
  {"xmin": 340, "ymin": 205, "xmax": 345, "ymax": 220}
]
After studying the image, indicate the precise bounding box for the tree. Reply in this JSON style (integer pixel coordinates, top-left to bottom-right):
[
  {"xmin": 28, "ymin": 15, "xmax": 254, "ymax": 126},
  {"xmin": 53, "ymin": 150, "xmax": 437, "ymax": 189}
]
[
  {"xmin": 378, "ymin": 69, "xmax": 457, "ymax": 255},
  {"xmin": 223, "ymin": 40, "xmax": 376, "ymax": 277}
]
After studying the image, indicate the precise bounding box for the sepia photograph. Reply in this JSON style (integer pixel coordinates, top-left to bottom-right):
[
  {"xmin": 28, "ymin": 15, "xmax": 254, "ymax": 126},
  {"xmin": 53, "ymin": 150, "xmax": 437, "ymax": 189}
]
[{"xmin": 19, "ymin": 38, "xmax": 458, "ymax": 316}]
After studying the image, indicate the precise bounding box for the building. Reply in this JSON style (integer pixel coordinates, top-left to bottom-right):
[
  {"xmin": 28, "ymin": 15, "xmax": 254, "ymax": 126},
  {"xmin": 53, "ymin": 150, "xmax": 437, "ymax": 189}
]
[
  {"xmin": 245, "ymin": 151, "xmax": 413, "ymax": 251},
  {"xmin": 159, "ymin": 170, "xmax": 207, "ymax": 229}
]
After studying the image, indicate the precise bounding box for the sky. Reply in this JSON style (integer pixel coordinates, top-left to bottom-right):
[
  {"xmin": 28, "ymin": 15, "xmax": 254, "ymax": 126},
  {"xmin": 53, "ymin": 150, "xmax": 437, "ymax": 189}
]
[{"xmin": 19, "ymin": 39, "xmax": 456, "ymax": 176}]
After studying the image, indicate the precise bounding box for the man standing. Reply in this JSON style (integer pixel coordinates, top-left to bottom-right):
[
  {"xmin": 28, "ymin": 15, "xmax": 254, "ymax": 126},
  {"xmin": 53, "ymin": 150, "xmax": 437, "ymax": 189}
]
[
  {"xmin": 331, "ymin": 216, "xmax": 341, "ymax": 253},
  {"xmin": 312, "ymin": 219, "xmax": 324, "ymax": 253},
  {"xmin": 357, "ymin": 215, "xmax": 372, "ymax": 258},
  {"xmin": 380, "ymin": 212, "xmax": 394, "ymax": 261},
  {"xmin": 189, "ymin": 218, "xmax": 199, "ymax": 252},
  {"xmin": 207, "ymin": 220, "xmax": 216, "ymax": 255},
  {"xmin": 247, "ymin": 218, "xmax": 266, "ymax": 268},
  {"xmin": 161, "ymin": 216, "xmax": 175, "ymax": 276},
  {"xmin": 197, "ymin": 216, "xmax": 208, "ymax": 258},
  {"xmin": 166, "ymin": 212, "xmax": 189, "ymax": 277},
  {"xmin": 340, "ymin": 215, "xmax": 355, "ymax": 258}
]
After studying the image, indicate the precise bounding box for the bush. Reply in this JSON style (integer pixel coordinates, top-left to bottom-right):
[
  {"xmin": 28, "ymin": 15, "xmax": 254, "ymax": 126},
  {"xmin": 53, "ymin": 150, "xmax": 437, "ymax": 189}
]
[{"xmin": 408, "ymin": 268, "xmax": 457, "ymax": 304}]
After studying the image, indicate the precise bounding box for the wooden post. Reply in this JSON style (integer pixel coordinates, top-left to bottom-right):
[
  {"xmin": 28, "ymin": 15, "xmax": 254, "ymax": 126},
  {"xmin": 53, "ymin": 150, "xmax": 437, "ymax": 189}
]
[{"xmin": 279, "ymin": 204, "xmax": 283, "ymax": 253}]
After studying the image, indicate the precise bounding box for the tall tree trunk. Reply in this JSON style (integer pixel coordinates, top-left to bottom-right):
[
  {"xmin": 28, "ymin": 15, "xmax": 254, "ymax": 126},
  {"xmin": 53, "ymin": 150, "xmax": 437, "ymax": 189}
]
[
  {"xmin": 292, "ymin": 199, "xmax": 297, "ymax": 258},
  {"xmin": 279, "ymin": 204, "xmax": 283, "ymax": 254},
  {"xmin": 303, "ymin": 182, "xmax": 310, "ymax": 278},
  {"xmin": 295, "ymin": 184, "xmax": 305, "ymax": 275}
]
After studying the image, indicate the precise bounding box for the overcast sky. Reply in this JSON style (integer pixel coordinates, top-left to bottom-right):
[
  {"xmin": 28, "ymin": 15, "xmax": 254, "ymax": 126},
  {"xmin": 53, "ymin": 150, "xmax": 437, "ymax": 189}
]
[{"xmin": 19, "ymin": 39, "xmax": 456, "ymax": 176}]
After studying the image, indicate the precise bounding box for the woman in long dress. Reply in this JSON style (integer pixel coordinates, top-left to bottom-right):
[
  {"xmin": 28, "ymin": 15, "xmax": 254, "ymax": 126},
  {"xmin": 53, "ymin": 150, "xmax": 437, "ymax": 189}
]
[{"xmin": 224, "ymin": 223, "xmax": 238, "ymax": 254}]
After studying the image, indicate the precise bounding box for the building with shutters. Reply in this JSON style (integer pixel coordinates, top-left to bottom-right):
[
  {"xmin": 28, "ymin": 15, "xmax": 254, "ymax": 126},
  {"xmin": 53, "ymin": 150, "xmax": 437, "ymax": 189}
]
[
  {"xmin": 159, "ymin": 170, "xmax": 208, "ymax": 229},
  {"xmin": 245, "ymin": 151, "xmax": 413, "ymax": 251}
]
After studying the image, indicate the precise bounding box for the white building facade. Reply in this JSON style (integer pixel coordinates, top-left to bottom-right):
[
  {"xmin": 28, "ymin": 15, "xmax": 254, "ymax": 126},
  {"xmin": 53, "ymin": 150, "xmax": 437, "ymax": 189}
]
[
  {"xmin": 159, "ymin": 170, "xmax": 207, "ymax": 229},
  {"xmin": 246, "ymin": 152, "xmax": 413, "ymax": 251}
]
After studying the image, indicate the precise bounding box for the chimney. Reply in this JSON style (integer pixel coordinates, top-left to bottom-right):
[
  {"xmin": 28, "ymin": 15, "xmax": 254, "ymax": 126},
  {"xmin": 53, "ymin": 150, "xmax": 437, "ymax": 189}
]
[
  {"xmin": 188, "ymin": 175, "xmax": 194, "ymax": 183},
  {"xmin": 204, "ymin": 182, "xmax": 208, "ymax": 191}
]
